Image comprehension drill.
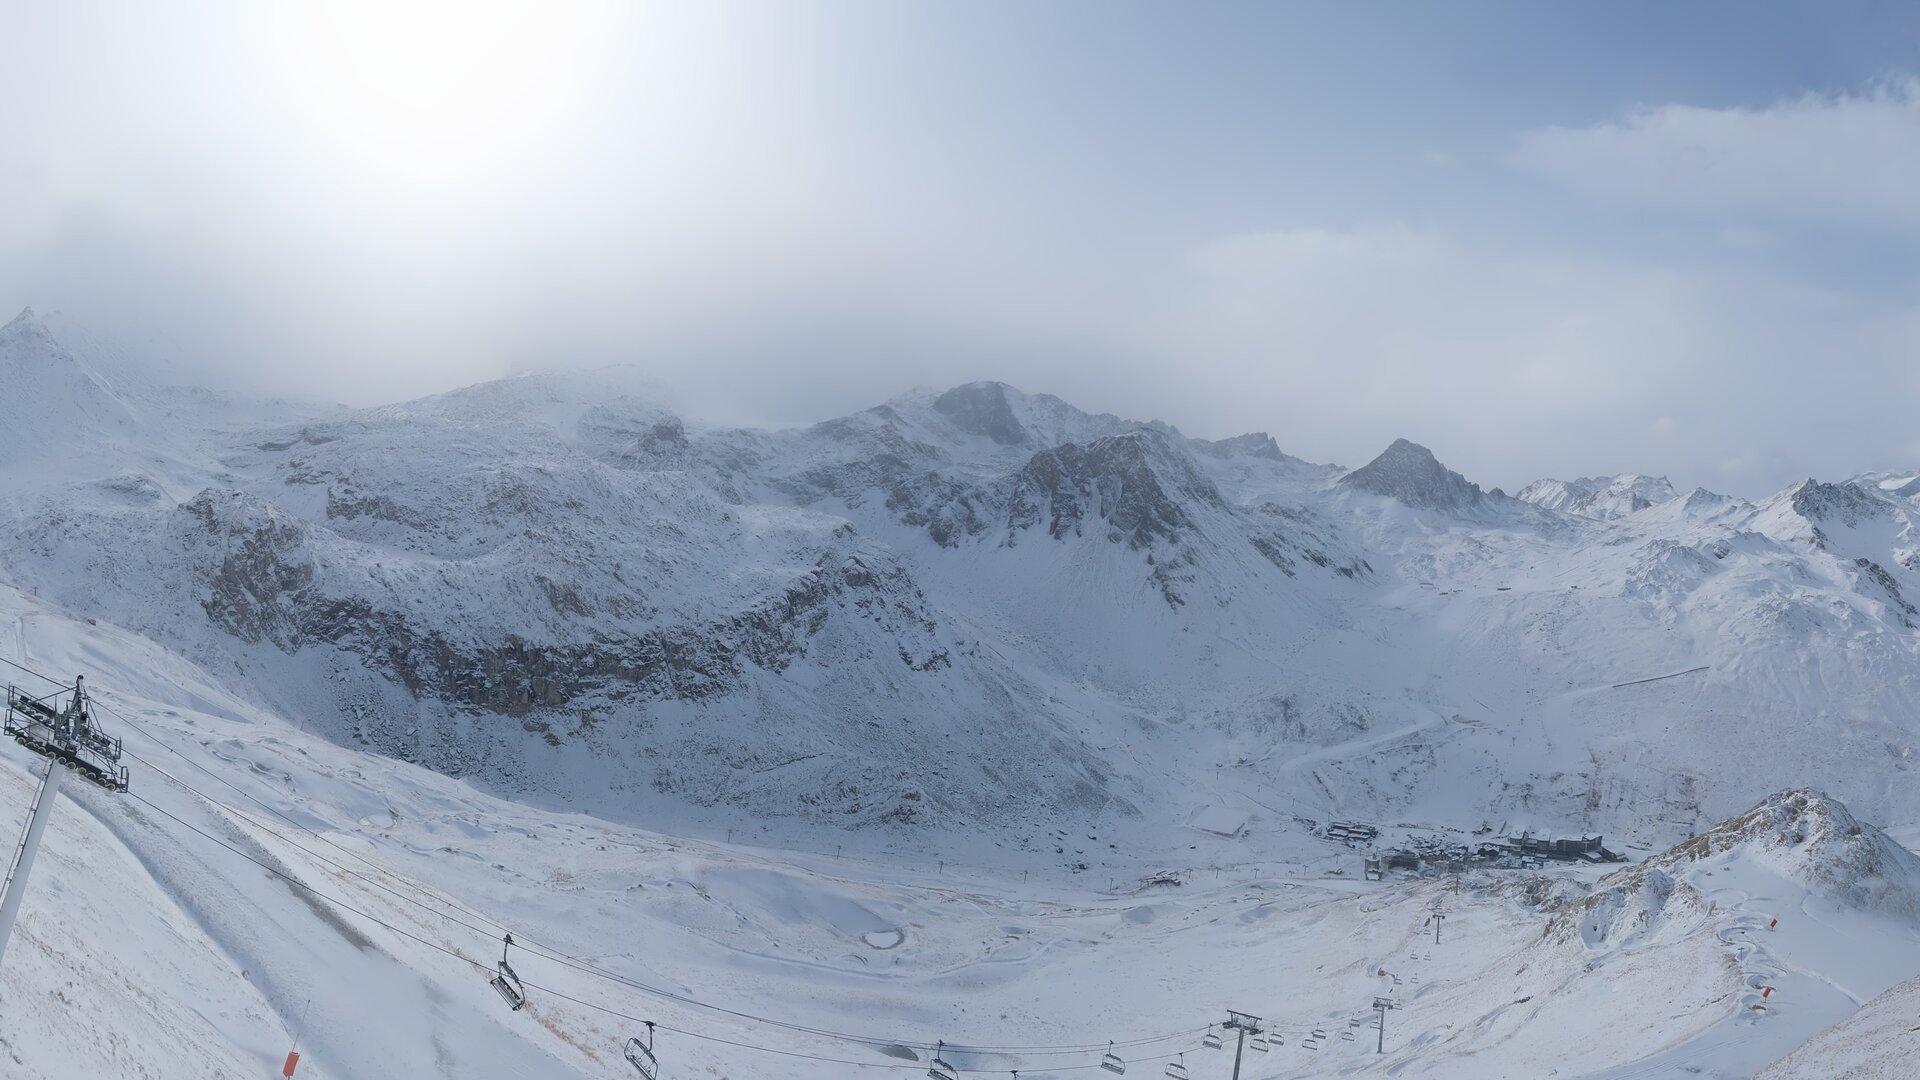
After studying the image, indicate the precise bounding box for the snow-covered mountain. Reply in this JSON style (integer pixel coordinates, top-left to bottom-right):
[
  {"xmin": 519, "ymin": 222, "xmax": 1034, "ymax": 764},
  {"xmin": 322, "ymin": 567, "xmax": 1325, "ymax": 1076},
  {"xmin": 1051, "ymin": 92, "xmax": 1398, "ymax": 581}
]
[
  {"xmin": 1517, "ymin": 473, "xmax": 1679, "ymax": 519},
  {"xmin": 5, "ymin": 310, "xmax": 1920, "ymax": 1078},
  {"xmin": 3, "ymin": 310, "xmax": 1920, "ymax": 855}
]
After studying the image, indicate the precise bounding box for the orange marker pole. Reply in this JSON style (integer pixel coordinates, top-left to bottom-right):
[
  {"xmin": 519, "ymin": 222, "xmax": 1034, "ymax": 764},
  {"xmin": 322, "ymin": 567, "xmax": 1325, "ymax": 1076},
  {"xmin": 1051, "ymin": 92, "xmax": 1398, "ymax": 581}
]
[{"xmin": 282, "ymin": 997, "xmax": 312, "ymax": 1078}]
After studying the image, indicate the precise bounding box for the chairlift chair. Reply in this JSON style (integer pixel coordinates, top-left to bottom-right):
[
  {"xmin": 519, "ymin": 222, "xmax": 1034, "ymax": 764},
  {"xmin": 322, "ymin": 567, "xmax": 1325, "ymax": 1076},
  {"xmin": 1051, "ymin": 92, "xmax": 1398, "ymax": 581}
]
[
  {"xmin": 1249, "ymin": 1030, "xmax": 1268, "ymax": 1053},
  {"xmin": 1201, "ymin": 1028, "xmax": 1224, "ymax": 1051},
  {"xmin": 1341, "ymin": 1030, "xmax": 1356, "ymax": 1042},
  {"xmin": 489, "ymin": 933, "xmax": 527, "ymax": 1011},
  {"xmin": 1101, "ymin": 1040, "xmax": 1126, "ymax": 1074},
  {"xmin": 623, "ymin": 1022, "xmax": 659, "ymax": 1080},
  {"xmin": 1163, "ymin": 1052, "xmax": 1189, "ymax": 1080},
  {"xmin": 928, "ymin": 1041, "xmax": 958, "ymax": 1080}
]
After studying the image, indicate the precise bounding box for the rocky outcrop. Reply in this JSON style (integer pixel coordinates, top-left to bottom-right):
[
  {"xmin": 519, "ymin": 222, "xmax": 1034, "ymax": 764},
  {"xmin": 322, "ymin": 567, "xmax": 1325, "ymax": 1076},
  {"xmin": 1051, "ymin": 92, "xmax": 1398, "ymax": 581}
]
[{"xmin": 1338, "ymin": 438, "xmax": 1486, "ymax": 511}]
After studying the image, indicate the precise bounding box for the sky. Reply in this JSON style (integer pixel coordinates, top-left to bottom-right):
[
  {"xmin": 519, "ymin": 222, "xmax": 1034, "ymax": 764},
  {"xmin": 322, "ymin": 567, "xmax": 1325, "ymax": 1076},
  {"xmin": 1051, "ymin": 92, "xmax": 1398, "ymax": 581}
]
[{"xmin": 2, "ymin": 1, "xmax": 1919, "ymax": 495}]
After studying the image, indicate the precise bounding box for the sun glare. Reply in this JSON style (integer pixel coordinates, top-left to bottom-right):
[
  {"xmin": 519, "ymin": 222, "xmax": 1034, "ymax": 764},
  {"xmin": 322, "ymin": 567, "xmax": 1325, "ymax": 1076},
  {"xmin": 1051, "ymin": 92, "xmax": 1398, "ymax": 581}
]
[{"xmin": 272, "ymin": 1, "xmax": 600, "ymax": 183}]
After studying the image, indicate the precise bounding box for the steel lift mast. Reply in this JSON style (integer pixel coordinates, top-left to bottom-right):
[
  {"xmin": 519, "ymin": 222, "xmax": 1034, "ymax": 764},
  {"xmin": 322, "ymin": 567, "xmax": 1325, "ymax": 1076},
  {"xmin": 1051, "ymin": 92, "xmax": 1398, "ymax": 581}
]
[{"xmin": 0, "ymin": 675, "xmax": 130, "ymax": 971}]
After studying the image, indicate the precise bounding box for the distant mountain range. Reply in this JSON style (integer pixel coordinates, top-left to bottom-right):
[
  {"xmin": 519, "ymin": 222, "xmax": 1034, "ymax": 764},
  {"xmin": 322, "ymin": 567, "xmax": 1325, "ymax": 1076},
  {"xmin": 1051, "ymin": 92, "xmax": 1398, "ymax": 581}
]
[{"xmin": 4, "ymin": 306, "xmax": 1919, "ymax": 848}]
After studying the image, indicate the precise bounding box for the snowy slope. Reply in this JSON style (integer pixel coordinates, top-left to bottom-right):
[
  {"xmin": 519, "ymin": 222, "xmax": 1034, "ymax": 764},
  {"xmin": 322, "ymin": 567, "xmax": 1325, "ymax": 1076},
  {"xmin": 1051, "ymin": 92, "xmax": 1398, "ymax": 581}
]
[
  {"xmin": 6, "ymin": 606, "xmax": 1914, "ymax": 1080},
  {"xmin": 1755, "ymin": 974, "xmax": 1920, "ymax": 1079},
  {"xmin": 3, "ymin": 311, "xmax": 1920, "ymax": 1077}
]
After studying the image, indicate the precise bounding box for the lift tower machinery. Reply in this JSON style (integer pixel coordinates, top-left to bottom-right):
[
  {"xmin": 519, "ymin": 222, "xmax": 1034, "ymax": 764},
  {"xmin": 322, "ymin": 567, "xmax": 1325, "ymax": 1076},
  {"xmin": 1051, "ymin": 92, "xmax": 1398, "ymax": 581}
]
[{"xmin": 0, "ymin": 676, "xmax": 130, "ymax": 971}]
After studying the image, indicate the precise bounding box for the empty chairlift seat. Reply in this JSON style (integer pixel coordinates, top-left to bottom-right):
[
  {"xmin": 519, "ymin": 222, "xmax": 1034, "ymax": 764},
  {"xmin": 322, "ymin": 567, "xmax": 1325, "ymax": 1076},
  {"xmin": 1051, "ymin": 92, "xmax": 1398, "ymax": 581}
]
[
  {"xmin": 623, "ymin": 1022, "xmax": 659, "ymax": 1079},
  {"xmin": 489, "ymin": 934, "xmax": 527, "ymax": 1011},
  {"xmin": 1101, "ymin": 1041, "xmax": 1126, "ymax": 1074},
  {"xmin": 928, "ymin": 1041, "xmax": 958, "ymax": 1080},
  {"xmin": 1202, "ymin": 1028, "xmax": 1223, "ymax": 1050},
  {"xmin": 1163, "ymin": 1052, "xmax": 1189, "ymax": 1080},
  {"xmin": 1249, "ymin": 1030, "xmax": 1268, "ymax": 1053}
]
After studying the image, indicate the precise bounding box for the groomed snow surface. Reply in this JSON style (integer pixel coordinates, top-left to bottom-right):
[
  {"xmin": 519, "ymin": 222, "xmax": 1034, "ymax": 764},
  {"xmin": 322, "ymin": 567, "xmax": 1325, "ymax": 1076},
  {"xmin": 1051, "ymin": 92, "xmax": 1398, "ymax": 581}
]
[{"xmin": 1, "ymin": 591, "xmax": 1918, "ymax": 1078}]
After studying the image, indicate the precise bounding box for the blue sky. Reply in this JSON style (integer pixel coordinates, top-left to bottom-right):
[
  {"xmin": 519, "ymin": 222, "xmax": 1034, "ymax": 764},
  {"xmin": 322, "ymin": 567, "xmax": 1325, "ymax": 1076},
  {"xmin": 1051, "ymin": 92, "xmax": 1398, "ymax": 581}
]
[{"xmin": 2, "ymin": 1, "xmax": 1918, "ymax": 494}]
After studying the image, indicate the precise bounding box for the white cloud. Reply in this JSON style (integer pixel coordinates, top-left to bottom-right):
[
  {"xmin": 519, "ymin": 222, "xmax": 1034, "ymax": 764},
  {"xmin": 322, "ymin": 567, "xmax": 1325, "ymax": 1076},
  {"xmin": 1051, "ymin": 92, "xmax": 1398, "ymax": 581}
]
[
  {"xmin": 1510, "ymin": 79, "xmax": 1920, "ymax": 231},
  {"xmin": 1121, "ymin": 226, "xmax": 1919, "ymax": 494}
]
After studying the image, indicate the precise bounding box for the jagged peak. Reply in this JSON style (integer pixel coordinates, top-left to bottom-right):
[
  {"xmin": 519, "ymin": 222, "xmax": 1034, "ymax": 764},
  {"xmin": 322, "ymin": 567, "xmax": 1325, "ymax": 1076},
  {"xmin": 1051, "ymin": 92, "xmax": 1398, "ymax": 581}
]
[
  {"xmin": 0, "ymin": 306, "xmax": 50, "ymax": 342},
  {"xmin": 1680, "ymin": 486, "xmax": 1733, "ymax": 510},
  {"xmin": 1337, "ymin": 437, "xmax": 1485, "ymax": 511},
  {"xmin": 1782, "ymin": 476, "xmax": 1887, "ymax": 526},
  {"xmin": 1195, "ymin": 431, "xmax": 1286, "ymax": 461}
]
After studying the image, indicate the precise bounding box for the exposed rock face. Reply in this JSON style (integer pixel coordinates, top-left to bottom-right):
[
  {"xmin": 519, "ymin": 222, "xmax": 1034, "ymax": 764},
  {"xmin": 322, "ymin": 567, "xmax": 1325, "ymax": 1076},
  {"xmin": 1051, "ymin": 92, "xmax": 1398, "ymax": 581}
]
[
  {"xmin": 1195, "ymin": 432, "xmax": 1286, "ymax": 461},
  {"xmin": 1789, "ymin": 479, "xmax": 1887, "ymax": 530},
  {"xmin": 931, "ymin": 381, "xmax": 1030, "ymax": 445},
  {"xmin": 1004, "ymin": 433, "xmax": 1214, "ymax": 548},
  {"xmin": 182, "ymin": 486, "xmax": 950, "ymax": 716},
  {"xmin": 1337, "ymin": 438, "xmax": 1486, "ymax": 511}
]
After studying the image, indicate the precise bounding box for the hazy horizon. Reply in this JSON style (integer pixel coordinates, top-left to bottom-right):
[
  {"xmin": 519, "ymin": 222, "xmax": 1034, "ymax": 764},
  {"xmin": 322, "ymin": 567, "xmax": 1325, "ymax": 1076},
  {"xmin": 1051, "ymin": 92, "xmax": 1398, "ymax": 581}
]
[{"xmin": 5, "ymin": 1, "xmax": 1918, "ymax": 496}]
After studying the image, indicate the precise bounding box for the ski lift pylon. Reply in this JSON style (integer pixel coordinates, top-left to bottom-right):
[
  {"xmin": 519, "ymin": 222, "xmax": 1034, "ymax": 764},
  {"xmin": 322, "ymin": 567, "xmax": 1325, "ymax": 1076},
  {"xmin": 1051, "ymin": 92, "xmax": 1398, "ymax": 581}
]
[
  {"xmin": 1101, "ymin": 1040, "xmax": 1126, "ymax": 1074},
  {"xmin": 928, "ymin": 1040, "xmax": 958, "ymax": 1080},
  {"xmin": 5, "ymin": 677, "xmax": 130, "ymax": 791},
  {"xmin": 489, "ymin": 932, "xmax": 527, "ymax": 1011},
  {"xmin": 623, "ymin": 1021, "xmax": 659, "ymax": 1079},
  {"xmin": 1163, "ymin": 1051, "xmax": 1189, "ymax": 1080}
]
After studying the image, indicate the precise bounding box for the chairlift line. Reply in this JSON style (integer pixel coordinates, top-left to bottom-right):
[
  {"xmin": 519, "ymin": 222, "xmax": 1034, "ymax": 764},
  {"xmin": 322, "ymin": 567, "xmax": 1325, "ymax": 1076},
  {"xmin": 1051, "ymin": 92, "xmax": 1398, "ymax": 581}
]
[
  {"xmin": 0, "ymin": 653, "xmax": 1289, "ymax": 1075},
  {"xmin": 87, "ymin": 689, "xmax": 1214, "ymax": 1060},
  {"xmin": 129, "ymin": 791, "xmax": 1144, "ymax": 1074},
  {"xmin": 132, "ymin": 784, "xmax": 1391, "ymax": 1074},
  {"xmin": 21, "ymin": 652, "xmax": 1222, "ymax": 1064}
]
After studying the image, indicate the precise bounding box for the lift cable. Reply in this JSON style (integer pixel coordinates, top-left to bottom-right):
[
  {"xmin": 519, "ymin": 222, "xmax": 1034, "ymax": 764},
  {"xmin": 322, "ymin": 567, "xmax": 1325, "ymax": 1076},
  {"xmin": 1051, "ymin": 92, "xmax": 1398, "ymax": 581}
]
[
  {"xmin": 7, "ymin": 660, "xmax": 1208, "ymax": 1058},
  {"xmin": 111, "ymin": 731, "xmax": 1204, "ymax": 1057},
  {"xmin": 120, "ymin": 788, "xmax": 1200, "ymax": 1073}
]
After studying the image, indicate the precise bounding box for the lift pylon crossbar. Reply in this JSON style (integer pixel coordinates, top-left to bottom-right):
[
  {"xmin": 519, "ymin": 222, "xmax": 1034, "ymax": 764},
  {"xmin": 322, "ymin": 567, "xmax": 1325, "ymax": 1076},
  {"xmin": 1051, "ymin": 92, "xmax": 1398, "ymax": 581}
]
[
  {"xmin": 5, "ymin": 678, "xmax": 129, "ymax": 792},
  {"xmin": 0, "ymin": 674, "xmax": 130, "ymax": 976}
]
